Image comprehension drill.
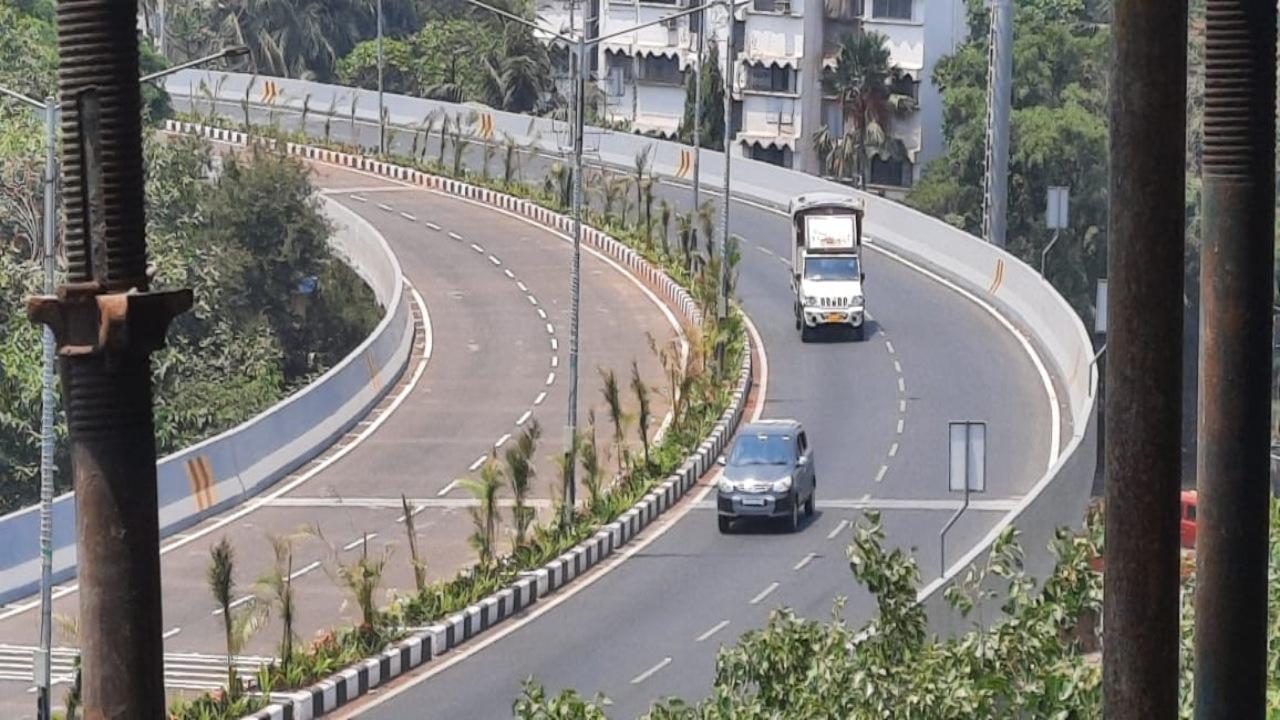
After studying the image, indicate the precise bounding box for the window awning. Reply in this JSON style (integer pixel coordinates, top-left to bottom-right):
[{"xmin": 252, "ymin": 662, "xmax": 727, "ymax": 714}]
[
  {"xmin": 742, "ymin": 53, "xmax": 801, "ymax": 71},
  {"xmin": 738, "ymin": 133, "xmax": 797, "ymax": 151},
  {"xmin": 601, "ymin": 42, "xmax": 693, "ymax": 70}
]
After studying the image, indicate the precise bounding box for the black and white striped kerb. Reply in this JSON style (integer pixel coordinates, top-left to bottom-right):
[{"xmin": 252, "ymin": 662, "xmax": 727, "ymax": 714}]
[{"xmin": 169, "ymin": 122, "xmax": 754, "ymax": 720}]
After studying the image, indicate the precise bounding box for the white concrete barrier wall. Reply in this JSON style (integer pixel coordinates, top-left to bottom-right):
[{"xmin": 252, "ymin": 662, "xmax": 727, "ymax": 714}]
[
  {"xmin": 166, "ymin": 71, "xmax": 1098, "ymax": 630},
  {"xmin": 0, "ymin": 193, "xmax": 412, "ymax": 605}
]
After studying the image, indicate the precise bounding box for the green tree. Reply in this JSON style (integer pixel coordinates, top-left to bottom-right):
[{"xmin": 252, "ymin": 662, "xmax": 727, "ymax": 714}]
[
  {"xmin": 677, "ymin": 35, "xmax": 725, "ymax": 149},
  {"xmin": 907, "ymin": 0, "xmax": 1109, "ymax": 324},
  {"xmin": 462, "ymin": 455, "xmax": 504, "ymax": 566}
]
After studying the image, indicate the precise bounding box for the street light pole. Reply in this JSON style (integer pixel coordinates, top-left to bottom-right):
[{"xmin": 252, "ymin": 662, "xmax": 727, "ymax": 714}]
[
  {"xmin": 377, "ymin": 0, "xmax": 386, "ymax": 154},
  {"xmin": 718, "ymin": 10, "xmax": 732, "ymax": 327},
  {"xmin": 456, "ymin": 0, "xmax": 745, "ymax": 519},
  {"xmin": 36, "ymin": 97, "xmax": 57, "ymax": 720},
  {"xmin": 3, "ymin": 45, "xmax": 255, "ymax": 720},
  {"xmin": 690, "ymin": 4, "xmax": 702, "ymax": 272},
  {"xmin": 565, "ymin": 34, "xmax": 587, "ymax": 523}
]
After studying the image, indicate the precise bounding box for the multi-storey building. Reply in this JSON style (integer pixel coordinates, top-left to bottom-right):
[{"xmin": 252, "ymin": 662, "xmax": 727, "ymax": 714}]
[{"xmin": 537, "ymin": 0, "xmax": 966, "ymax": 196}]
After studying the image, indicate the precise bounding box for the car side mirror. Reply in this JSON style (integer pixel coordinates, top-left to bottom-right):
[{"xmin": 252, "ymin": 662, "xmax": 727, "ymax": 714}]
[
  {"xmin": 796, "ymin": 455, "xmax": 808, "ymax": 467},
  {"xmin": 717, "ymin": 455, "xmax": 727, "ymax": 466},
  {"xmin": 861, "ymin": 272, "xmax": 866, "ymax": 282}
]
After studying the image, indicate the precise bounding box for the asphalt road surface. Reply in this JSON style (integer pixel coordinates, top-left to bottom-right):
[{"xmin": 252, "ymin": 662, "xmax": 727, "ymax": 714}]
[
  {"xmin": 0, "ymin": 157, "xmax": 677, "ymax": 718},
  {"xmin": 217, "ymin": 106, "xmax": 1060, "ymax": 719}
]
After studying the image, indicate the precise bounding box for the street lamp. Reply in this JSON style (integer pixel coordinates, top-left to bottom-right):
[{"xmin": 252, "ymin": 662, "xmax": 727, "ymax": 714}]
[
  {"xmin": 377, "ymin": 0, "xmax": 386, "ymax": 154},
  {"xmin": 0, "ymin": 43, "xmax": 250, "ymax": 720},
  {"xmin": 458, "ymin": 0, "xmax": 743, "ymax": 522}
]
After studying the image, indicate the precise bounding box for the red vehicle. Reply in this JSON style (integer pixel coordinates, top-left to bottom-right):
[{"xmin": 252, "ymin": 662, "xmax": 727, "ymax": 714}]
[{"xmin": 1180, "ymin": 490, "xmax": 1198, "ymax": 550}]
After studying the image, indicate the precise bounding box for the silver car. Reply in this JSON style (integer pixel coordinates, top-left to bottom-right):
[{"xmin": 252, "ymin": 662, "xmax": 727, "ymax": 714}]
[{"xmin": 716, "ymin": 419, "xmax": 816, "ymax": 533}]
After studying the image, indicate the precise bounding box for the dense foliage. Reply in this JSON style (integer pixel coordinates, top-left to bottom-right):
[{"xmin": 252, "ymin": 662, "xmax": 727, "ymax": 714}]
[
  {"xmin": 676, "ymin": 37, "xmax": 725, "ymax": 150},
  {"xmin": 514, "ymin": 502, "xmax": 1280, "ymax": 719},
  {"xmin": 337, "ymin": 1, "xmax": 556, "ymax": 114},
  {"xmin": 0, "ymin": 133, "xmax": 379, "ymax": 513},
  {"xmin": 907, "ymin": 0, "xmax": 1109, "ymax": 326}
]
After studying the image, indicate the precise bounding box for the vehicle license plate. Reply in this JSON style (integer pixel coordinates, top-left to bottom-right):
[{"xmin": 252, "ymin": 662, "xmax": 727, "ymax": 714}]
[
  {"xmin": 741, "ymin": 497, "xmax": 767, "ymax": 507},
  {"xmin": 825, "ymin": 313, "xmax": 843, "ymax": 323}
]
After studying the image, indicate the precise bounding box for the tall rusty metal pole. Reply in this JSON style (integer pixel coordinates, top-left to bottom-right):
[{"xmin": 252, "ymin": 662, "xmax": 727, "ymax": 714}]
[
  {"xmin": 27, "ymin": 2, "xmax": 190, "ymax": 717},
  {"xmin": 1104, "ymin": 0, "xmax": 1187, "ymax": 717},
  {"xmin": 1193, "ymin": 0, "xmax": 1276, "ymax": 716}
]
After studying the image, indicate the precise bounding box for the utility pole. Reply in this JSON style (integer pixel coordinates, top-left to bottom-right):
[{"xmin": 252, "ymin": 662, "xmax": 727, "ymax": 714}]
[
  {"xmin": 377, "ymin": 0, "xmax": 386, "ymax": 154},
  {"xmin": 1193, "ymin": 0, "xmax": 1276, "ymax": 716},
  {"xmin": 691, "ymin": 4, "xmax": 703, "ymax": 235},
  {"xmin": 28, "ymin": 2, "xmax": 191, "ymax": 716},
  {"xmin": 1103, "ymin": 0, "xmax": 1186, "ymax": 717},
  {"xmin": 718, "ymin": 11, "xmax": 731, "ymax": 329},
  {"xmin": 35, "ymin": 97, "xmax": 56, "ymax": 720},
  {"xmin": 457, "ymin": 0, "xmax": 745, "ymax": 522},
  {"xmin": 980, "ymin": 0, "xmax": 1012, "ymax": 247},
  {"xmin": 565, "ymin": 34, "xmax": 587, "ymax": 523}
]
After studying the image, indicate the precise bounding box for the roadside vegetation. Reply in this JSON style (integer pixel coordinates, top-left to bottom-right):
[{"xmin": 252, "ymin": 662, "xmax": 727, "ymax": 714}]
[
  {"xmin": 513, "ymin": 502, "xmax": 1280, "ymax": 718},
  {"xmin": 162, "ymin": 108, "xmax": 747, "ymax": 717},
  {"xmin": 0, "ymin": 2, "xmax": 380, "ymax": 514}
]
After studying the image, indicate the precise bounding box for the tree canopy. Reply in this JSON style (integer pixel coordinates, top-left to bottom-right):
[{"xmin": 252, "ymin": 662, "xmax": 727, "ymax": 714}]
[{"xmin": 906, "ymin": 0, "xmax": 1109, "ymax": 325}]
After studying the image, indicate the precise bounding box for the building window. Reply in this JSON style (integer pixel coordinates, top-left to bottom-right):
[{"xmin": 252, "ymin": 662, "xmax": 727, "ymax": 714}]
[
  {"xmin": 822, "ymin": 101, "xmax": 844, "ymax": 136},
  {"xmin": 869, "ymin": 156, "xmax": 913, "ymax": 187},
  {"xmin": 871, "ymin": 0, "xmax": 911, "ymax": 20},
  {"xmin": 746, "ymin": 64, "xmax": 795, "ymax": 93},
  {"xmin": 636, "ymin": 55, "xmax": 683, "ymax": 86},
  {"xmin": 890, "ymin": 75, "xmax": 919, "ymax": 101},
  {"xmin": 749, "ymin": 144, "xmax": 791, "ymax": 167},
  {"xmin": 753, "ymin": 0, "xmax": 792, "ymax": 13}
]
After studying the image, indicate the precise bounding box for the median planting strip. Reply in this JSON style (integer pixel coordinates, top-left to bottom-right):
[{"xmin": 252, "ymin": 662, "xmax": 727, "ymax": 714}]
[{"xmin": 163, "ymin": 121, "xmax": 753, "ymax": 720}]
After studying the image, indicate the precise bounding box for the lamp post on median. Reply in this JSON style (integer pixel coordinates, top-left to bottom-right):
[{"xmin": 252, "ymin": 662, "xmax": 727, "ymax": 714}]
[
  {"xmin": 459, "ymin": 0, "xmax": 745, "ymax": 521},
  {"xmin": 377, "ymin": 0, "xmax": 386, "ymax": 155},
  {"xmin": 2, "ymin": 44, "xmax": 249, "ymax": 720}
]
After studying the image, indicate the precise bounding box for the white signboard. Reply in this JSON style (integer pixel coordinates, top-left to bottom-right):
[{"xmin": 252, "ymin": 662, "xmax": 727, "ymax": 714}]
[
  {"xmin": 1095, "ymin": 279, "xmax": 1108, "ymax": 335},
  {"xmin": 1047, "ymin": 186, "xmax": 1070, "ymax": 230},
  {"xmin": 805, "ymin": 215, "xmax": 856, "ymax": 252},
  {"xmin": 948, "ymin": 422, "xmax": 987, "ymax": 493}
]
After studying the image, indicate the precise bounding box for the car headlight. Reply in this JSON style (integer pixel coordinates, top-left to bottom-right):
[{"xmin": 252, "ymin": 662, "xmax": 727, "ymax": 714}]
[
  {"xmin": 718, "ymin": 477, "xmax": 737, "ymax": 493},
  {"xmin": 851, "ymin": 294, "xmax": 864, "ymax": 308},
  {"xmin": 771, "ymin": 476, "xmax": 792, "ymax": 493},
  {"xmin": 803, "ymin": 296, "xmax": 818, "ymax": 307}
]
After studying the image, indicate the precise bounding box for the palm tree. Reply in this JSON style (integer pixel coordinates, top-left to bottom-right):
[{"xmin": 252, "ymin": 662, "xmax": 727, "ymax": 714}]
[
  {"xmin": 401, "ymin": 494, "xmax": 427, "ymax": 592},
  {"xmin": 207, "ymin": 538, "xmax": 263, "ymax": 699},
  {"xmin": 630, "ymin": 360, "xmax": 653, "ymax": 467},
  {"xmin": 462, "ymin": 455, "xmax": 504, "ymax": 566},
  {"xmin": 332, "ymin": 534, "xmax": 389, "ymax": 635},
  {"xmin": 253, "ymin": 527, "xmax": 313, "ymax": 676},
  {"xmin": 545, "ymin": 162, "xmax": 572, "ymax": 210},
  {"xmin": 633, "ymin": 147, "xmax": 653, "ymax": 228},
  {"xmin": 579, "ymin": 413, "xmax": 605, "ymax": 509},
  {"xmin": 658, "ymin": 199, "xmax": 673, "ymax": 258},
  {"xmin": 505, "ymin": 419, "xmax": 542, "ymax": 547},
  {"xmin": 208, "ymin": 0, "xmax": 374, "ymax": 81},
  {"xmin": 599, "ymin": 367, "xmax": 631, "ymax": 474},
  {"xmin": 823, "ymin": 31, "xmax": 916, "ymax": 189}
]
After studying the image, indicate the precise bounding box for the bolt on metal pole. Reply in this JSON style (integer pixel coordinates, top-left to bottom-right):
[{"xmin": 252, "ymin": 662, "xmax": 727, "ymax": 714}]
[
  {"xmin": 1103, "ymin": 0, "xmax": 1187, "ymax": 717},
  {"xmin": 377, "ymin": 0, "xmax": 386, "ymax": 155},
  {"xmin": 35, "ymin": 97, "xmax": 57, "ymax": 720},
  {"xmin": 565, "ymin": 34, "xmax": 587, "ymax": 525},
  {"xmin": 1193, "ymin": 0, "xmax": 1276, "ymax": 716},
  {"xmin": 29, "ymin": 2, "xmax": 191, "ymax": 716}
]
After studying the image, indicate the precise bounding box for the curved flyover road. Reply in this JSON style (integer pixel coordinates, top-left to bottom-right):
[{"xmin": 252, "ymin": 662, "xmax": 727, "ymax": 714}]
[
  {"xmin": 340, "ymin": 174, "xmax": 1055, "ymax": 718},
  {"xmin": 0, "ymin": 157, "xmax": 678, "ymax": 717}
]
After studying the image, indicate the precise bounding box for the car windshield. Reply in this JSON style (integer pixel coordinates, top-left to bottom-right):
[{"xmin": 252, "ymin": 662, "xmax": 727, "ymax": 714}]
[
  {"xmin": 728, "ymin": 433, "xmax": 793, "ymax": 466},
  {"xmin": 803, "ymin": 256, "xmax": 860, "ymax": 281}
]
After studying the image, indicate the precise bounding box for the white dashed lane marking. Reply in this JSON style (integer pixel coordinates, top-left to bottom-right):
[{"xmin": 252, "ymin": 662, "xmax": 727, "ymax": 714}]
[
  {"xmin": 793, "ymin": 553, "xmax": 817, "ymax": 571},
  {"xmin": 377, "ymin": 203, "xmax": 393, "ymax": 212},
  {"xmin": 449, "ymin": 231, "xmax": 463, "ymax": 241},
  {"xmin": 545, "ymin": 372, "xmax": 556, "ymax": 386},
  {"xmin": 889, "ymin": 443, "xmax": 899, "ymax": 458},
  {"xmin": 630, "ymin": 658, "xmax": 672, "ymax": 685},
  {"xmin": 470, "ymin": 243, "xmax": 485, "ymax": 254},
  {"xmin": 437, "ymin": 480, "xmax": 460, "ymax": 497},
  {"xmin": 534, "ymin": 392, "xmax": 547, "ymax": 405},
  {"xmin": 827, "ymin": 519, "xmax": 850, "ymax": 540},
  {"xmin": 469, "ymin": 455, "xmax": 487, "ymax": 471},
  {"xmin": 426, "ymin": 222, "xmax": 441, "ymax": 231},
  {"xmin": 750, "ymin": 582, "xmax": 780, "ymax": 605},
  {"xmin": 875, "ymin": 465, "xmax": 888, "ymax": 483},
  {"xmin": 695, "ymin": 620, "xmax": 730, "ymax": 642},
  {"xmin": 516, "ymin": 410, "xmax": 532, "ymax": 426},
  {"xmin": 400, "ymin": 211, "xmax": 416, "ymax": 221},
  {"xmin": 495, "ymin": 433, "xmax": 512, "ymax": 449}
]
